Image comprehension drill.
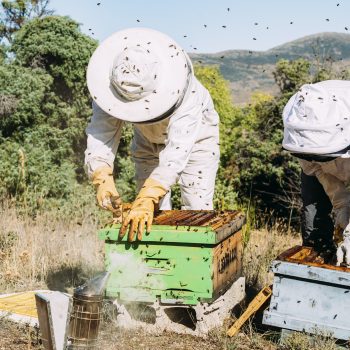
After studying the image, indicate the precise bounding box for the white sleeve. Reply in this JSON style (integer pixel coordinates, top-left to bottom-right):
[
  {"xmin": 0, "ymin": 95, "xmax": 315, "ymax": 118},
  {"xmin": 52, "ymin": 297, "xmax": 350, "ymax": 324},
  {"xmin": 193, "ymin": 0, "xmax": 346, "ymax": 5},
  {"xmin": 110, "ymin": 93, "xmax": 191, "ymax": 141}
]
[
  {"xmin": 84, "ymin": 102, "xmax": 124, "ymax": 177},
  {"xmin": 150, "ymin": 103, "xmax": 204, "ymax": 190}
]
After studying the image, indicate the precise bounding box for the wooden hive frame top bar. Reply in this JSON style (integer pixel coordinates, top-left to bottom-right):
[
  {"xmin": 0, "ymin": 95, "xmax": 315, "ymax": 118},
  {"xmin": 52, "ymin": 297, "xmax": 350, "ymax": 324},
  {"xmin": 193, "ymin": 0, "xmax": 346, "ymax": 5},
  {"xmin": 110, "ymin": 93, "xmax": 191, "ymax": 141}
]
[
  {"xmin": 277, "ymin": 245, "xmax": 350, "ymax": 273},
  {"xmin": 153, "ymin": 210, "xmax": 241, "ymax": 228},
  {"xmin": 99, "ymin": 210, "xmax": 246, "ymax": 245}
]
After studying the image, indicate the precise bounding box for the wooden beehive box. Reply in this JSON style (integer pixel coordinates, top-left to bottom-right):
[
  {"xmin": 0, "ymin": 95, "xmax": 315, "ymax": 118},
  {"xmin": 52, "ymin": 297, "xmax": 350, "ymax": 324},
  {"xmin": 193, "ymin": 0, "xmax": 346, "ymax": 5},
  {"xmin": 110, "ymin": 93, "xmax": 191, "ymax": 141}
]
[
  {"xmin": 263, "ymin": 246, "xmax": 350, "ymax": 340},
  {"xmin": 99, "ymin": 210, "xmax": 245, "ymax": 305}
]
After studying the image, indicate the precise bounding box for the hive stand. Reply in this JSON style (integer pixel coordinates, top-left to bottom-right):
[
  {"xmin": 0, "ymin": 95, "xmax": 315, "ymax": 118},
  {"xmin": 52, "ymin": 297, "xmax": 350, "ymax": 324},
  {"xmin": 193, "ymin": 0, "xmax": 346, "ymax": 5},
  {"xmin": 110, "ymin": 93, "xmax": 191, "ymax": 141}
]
[{"xmin": 111, "ymin": 277, "xmax": 245, "ymax": 335}]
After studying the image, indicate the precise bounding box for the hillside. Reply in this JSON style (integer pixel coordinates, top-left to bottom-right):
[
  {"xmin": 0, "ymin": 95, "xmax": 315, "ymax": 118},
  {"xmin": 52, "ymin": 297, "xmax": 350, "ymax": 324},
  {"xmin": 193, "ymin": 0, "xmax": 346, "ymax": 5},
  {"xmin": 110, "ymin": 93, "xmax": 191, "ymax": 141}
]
[{"xmin": 190, "ymin": 32, "xmax": 350, "ymax": 104}]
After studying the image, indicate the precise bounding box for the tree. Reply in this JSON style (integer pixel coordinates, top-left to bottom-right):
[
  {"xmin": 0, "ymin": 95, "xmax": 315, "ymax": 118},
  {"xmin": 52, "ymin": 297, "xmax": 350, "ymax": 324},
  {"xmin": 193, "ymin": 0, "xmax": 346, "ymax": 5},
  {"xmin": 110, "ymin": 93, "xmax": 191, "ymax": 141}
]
[
  {"xmin": 12, "ymin": 16, "xmax": 97, "ymax": 178},
  {"xmin": 0, "ymin": 0, "xmax": 52, "ymax": 40},
  {"xmin": 0, "ymin": 64, "xmax": 52, "ymax": 137},
  {"xmin": 221, "ymin": 60, "xmax": 313, "ymax": 222},
  {"xmin": 0, "ymin": 43, "xmax": 4, "ymax": 62},
  {"xmin": 194, "ymin": 64, "xmax": 237, "ymax": 160},
  {"xmin": 273, "ymin": 59, "xmax": 312, "ymax": 94},
  {"xmin": 224, "ymin": 58, "xmax": 350, "ymax": 225},
  {"xmin": 194, "ymin": 65, "xmax": 241, "ymax": 209},
  {"xmin": 0, "ymin": 0, "xmax": 53, "ymax": 43},
  {"xmin": 0, "ymin": 16, "xmax": 97, "ymax": 207}
]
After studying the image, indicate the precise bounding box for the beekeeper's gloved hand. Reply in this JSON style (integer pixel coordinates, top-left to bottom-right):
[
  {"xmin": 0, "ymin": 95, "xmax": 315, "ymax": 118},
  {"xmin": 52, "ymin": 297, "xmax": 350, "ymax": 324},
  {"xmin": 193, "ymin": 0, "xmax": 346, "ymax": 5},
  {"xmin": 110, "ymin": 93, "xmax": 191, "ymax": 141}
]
[
  {"xmin": 92, "ymin": 166, "xmax": 122, "ymax": 216},
  {"xmin": 336, "ymin": 223, "xmax": 350, "ymax": 267},
  {"xmin": 335, "ymin": 206, "xmax": 350, "ymax": 229},
  {"xmin": 119, "ymin": 178, "xmax": 167, "ymax": 242}
]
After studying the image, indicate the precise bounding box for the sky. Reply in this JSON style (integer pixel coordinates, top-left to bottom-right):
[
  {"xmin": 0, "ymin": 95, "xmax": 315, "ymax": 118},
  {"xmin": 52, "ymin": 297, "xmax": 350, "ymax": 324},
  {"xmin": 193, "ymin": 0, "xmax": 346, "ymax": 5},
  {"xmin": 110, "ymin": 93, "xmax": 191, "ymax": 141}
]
[{"xmin": 49, "ymin": 0, "xmax": 350, "ymax": 53}]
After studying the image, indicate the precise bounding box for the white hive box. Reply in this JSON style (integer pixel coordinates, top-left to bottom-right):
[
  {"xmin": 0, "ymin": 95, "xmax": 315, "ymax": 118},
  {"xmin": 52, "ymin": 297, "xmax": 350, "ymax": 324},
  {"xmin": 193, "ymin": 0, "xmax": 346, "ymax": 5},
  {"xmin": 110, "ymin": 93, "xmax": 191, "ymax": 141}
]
[{"xmin": 263, "ymin": 246, "xmax": 350, "ymax": 340}]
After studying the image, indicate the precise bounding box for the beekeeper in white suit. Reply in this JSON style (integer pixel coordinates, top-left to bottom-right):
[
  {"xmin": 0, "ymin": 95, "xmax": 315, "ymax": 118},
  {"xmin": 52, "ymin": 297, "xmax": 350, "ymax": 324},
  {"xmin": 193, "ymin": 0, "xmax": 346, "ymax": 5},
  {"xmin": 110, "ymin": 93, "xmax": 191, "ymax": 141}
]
[
  {"xmin": 282, "ymin": 80, "xmax": 350, "ymax": 266},
  {"xmin": 85, "ymin": 28, "xmax": 220, "ymax": 242}
]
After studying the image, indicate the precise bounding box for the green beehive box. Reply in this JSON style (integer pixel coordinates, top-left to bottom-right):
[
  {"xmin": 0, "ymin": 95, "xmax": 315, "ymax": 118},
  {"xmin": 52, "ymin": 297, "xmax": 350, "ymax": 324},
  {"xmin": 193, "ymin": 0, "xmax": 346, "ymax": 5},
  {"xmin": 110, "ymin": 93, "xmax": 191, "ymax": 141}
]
[{"xmin": 99, "ymin": 210, "xmax": 245, "ymax": 305}]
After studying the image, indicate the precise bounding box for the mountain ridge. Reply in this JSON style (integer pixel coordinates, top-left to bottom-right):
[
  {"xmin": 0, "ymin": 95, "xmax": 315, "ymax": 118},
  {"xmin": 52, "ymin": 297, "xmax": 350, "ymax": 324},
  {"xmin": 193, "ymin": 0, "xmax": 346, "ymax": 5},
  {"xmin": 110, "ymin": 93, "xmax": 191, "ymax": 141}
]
[{"xmin": 189, "ymin": 32, "xmax": 350, "ymax": 104}]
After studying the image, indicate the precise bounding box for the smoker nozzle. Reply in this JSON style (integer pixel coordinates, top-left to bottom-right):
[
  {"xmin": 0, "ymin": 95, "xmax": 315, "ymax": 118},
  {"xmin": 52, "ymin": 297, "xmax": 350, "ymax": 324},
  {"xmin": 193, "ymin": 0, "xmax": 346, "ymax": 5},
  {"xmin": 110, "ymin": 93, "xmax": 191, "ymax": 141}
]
[{"xmin": 74, "ymin": 271, "xmax": 110, "ymax": 297}]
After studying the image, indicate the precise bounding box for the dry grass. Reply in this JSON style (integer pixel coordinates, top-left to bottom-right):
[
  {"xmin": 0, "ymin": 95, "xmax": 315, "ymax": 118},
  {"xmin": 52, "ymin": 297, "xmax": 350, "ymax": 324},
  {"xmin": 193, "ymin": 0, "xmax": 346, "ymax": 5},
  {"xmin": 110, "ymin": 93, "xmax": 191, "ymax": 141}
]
[
  {"xmin": 0, "ymin": 203, "xmax": 104, "ymax": 294},
  {"xmin": 279, "ymin": 331, "xmax": 342, "ymax": 350},
  {"xmin": 243, "ymin": 224, "xmax": 301, "ymax": 290},
  {"xmin": 0, "ymin": 204, "xmax": 340, "ymax": 350}
]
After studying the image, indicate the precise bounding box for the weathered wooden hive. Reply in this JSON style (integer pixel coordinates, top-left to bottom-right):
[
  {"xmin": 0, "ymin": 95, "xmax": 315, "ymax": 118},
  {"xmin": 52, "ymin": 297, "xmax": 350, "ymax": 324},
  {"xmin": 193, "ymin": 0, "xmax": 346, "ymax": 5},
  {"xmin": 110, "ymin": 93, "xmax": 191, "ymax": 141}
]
[
  {"xmin": 263, "ymin": 246, "xmax": 350, "ymax": 340},
  {"xmin": 99, "ymin": 210, "xmax": 245, "ymax": 305}
]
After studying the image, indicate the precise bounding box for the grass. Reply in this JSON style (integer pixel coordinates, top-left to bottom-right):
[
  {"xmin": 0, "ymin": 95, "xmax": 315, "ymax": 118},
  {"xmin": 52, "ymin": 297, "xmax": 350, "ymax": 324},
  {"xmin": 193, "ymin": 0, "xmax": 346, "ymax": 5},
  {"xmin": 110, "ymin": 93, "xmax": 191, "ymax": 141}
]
[
  {"xmin": 0, "ymin": 202, "xmax": 104, "ymax": 293},
  {"xmin": 279, "ymin": 331, "xmax": 341, "ymax": 350},
  {"xmin": 243, "ymin": 223, "xmax": 300, "ymax": 290},
  {"xmin": 0, "ymin": 203, "xmax": 341, "ymax": 350}
]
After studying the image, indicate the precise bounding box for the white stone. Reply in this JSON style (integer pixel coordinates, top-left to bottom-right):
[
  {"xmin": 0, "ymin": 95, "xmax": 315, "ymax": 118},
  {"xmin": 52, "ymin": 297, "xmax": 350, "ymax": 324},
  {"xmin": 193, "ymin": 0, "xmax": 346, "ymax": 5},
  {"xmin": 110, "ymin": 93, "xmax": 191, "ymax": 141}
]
[{"xmin": 112, "ymin": 276, "xmax": 245, "ymax": 336}]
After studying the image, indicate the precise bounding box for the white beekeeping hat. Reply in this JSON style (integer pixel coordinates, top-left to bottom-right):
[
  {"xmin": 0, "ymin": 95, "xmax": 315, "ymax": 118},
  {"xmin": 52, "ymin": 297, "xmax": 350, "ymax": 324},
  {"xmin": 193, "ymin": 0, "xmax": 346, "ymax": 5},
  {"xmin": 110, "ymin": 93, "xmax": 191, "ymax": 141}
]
[
  {"xmin": 87, "ymin": 27, "xmax": 193, "ymax": 123},
  {"xmin": 282, "ymin": 80, "xmax": 350, "ymax": 155}
]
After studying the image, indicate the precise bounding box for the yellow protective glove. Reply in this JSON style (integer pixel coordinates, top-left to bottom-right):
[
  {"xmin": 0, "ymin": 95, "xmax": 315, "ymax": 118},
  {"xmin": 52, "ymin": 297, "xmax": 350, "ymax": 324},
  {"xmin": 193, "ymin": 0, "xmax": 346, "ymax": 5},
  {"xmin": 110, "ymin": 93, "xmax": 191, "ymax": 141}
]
[
  {"xmin": 119, "ymin": 178, "xmax": 167, "ymax": 242},
  {"xmin": 92, "ymin": 166, "xmax": 122, "ymax": 215}
]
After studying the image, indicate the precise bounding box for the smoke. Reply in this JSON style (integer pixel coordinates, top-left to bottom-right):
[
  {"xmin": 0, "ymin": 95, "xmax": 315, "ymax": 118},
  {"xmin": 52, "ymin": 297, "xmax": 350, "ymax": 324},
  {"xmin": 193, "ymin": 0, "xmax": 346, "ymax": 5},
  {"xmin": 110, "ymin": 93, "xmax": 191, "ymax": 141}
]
[{"xmin": 109, "ymin": 252, "xmax": 166, "ymax": 301}]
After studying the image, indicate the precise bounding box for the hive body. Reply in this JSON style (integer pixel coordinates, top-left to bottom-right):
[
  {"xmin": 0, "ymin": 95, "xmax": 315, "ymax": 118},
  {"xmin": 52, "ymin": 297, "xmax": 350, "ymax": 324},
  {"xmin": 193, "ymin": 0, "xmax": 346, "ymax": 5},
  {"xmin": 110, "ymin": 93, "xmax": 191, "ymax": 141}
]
[
  {"xmin": 263, "ymin": 246, "xmax": 350, "ymax": 340},
  {"xmin": 99, "ymin": 210, "xmax": 245, "ymax": 305}
]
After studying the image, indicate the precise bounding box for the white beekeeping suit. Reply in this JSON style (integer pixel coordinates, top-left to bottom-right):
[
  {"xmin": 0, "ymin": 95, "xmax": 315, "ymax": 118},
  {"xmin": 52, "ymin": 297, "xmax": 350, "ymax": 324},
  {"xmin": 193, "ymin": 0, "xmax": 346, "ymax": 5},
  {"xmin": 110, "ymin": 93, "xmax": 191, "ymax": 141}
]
[
  {"xmin": 282, "ymin": 79, "xmax": 350, "ymax": 265},
  {"xmin": 85, "ymin": 75, "xmax": 220, "ymax": 210},
  {"xmin": 85, "ymin": 27, "xmax": 220, "ymax": 242}
]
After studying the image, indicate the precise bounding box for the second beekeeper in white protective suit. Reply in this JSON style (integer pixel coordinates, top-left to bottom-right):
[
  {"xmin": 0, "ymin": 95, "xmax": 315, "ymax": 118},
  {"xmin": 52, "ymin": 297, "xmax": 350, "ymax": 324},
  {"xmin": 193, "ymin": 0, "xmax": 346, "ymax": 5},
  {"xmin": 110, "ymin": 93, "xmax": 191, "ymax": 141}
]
[
  {"xmin": 85, "ymin": 28, "xmax": 220, "ymax": 242},
  {"xmin": 282, "ymin": 80, "xmax": 350, "ymax": 266}
]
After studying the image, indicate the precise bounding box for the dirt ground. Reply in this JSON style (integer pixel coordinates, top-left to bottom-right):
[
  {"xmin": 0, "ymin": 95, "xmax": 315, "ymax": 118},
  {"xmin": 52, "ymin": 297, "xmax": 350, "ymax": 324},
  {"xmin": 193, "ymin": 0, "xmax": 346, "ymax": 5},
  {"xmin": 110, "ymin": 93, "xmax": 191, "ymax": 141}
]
[
  {"xmin": 98, "ymin": 325, "xmax": 277, "ymax": 350},
  {"xmin": 0, "ymin": 318, "xmax": 42, "ymax": 350},
  {"xmin": 0, "ymin": 320, "xmax": 342, "ymax": 350},
  {"xmin": 0, "ymin": 318, "xmax": 278, "ymax": 350}
]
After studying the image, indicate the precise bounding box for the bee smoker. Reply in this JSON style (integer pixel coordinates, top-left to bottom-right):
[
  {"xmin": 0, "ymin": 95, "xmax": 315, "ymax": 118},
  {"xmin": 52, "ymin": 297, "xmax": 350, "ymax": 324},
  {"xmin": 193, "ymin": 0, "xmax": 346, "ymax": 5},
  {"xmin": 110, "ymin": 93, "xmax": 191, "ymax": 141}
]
[{"xmin": 67, "ymin": 272, "xmax": 110, "ymax": 349}]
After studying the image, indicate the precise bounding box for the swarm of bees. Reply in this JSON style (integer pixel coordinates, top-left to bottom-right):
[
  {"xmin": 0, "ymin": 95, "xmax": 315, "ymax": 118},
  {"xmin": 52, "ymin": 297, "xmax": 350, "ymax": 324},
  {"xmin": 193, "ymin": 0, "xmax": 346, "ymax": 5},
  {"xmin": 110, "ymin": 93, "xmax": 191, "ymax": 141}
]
[{"xmin": 87, "ymin": 1, "xmax": 348, "ymax": 82}]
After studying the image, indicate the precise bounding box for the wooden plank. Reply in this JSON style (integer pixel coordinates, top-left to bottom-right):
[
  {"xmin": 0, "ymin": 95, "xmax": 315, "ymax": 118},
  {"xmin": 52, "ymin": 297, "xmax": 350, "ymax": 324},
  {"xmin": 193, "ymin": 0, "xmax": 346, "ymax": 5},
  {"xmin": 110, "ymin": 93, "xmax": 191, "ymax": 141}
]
[
  {"xmin": 0, "ymin": 292, "xmax": 38, "ymax": 318},
  {"xmin": 277, "ymin": 245, "xmax": 303, "ymax": 260},
  {"xmin": 289, "ymin": 247, "xmax": 314, "ymax": 261},
  {"xmin": 227, "ymin": 286, "xmax": 272, "ymax": 337},
  {"xmin": 278, "ymin": 245, "xmax": 350, "ymax": 273},
  {"xmin": 35, "ymin": 295, "xmax": 54, "ymax": 350},
  {"xmin": 214, "ymin": 214, "xmax": 246, "ymax": 243},
  {"xmin": 212, "ymin": 230, "xmax": 243, "ymax": 295},
  {"xmin": 153, "ymin": 210, "xmax": 241, "ymax": 227},
  {"xmin": 302, "ymin": 250, "xmax": 321, "ymax": 263}
]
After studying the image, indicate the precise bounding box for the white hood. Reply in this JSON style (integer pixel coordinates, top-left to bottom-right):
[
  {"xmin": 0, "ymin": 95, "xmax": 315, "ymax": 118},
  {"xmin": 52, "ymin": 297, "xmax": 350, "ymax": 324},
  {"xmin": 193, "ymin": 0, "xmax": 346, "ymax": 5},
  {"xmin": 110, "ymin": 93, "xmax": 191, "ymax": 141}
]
[
  {"xmin": 282, "ymin": 80, "xmax": 350, "ymax": 154},
  {"xmin": 87, "ymin": 27, "xmax": 193, "ymax": 123}
]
